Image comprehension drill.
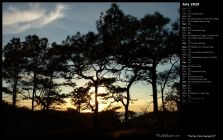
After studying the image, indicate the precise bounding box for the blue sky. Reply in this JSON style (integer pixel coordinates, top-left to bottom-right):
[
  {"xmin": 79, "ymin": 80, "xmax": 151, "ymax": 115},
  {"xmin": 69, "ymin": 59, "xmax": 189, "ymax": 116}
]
[
  {"xmin": 3, "ymin": 2, "xmax": 179, "ymax": 46},
  {"xmin": 2, "ymin": 2, "xmax": 179, "ymax": 111}
]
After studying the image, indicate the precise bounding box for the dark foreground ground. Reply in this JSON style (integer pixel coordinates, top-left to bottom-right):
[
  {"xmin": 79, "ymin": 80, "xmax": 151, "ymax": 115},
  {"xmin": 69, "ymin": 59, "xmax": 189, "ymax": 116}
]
[{"xmin": 1, "ymin": 102, "xmax": 180, "ymax": 139}]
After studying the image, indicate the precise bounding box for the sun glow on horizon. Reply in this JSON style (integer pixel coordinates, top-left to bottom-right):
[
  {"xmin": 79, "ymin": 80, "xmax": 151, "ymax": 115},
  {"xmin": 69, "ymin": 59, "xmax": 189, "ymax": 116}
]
[
  {"xmin": 89, "ymin": 87, "xmax": 114, "ymax": 112},
  {"xmin": 3, "ymin": 83, "xmax": 155, "ymax": 113}
]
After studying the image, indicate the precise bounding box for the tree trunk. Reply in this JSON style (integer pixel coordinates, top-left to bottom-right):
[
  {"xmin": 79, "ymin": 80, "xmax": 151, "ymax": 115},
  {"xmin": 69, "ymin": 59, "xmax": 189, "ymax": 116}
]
[
  {"xmin": 124, "ymin": 89, "xmax": 130, "ymax": 122},
  {"xmin": 12, "ymin": 79, "xmax": 17, "ymax": 108},
  {"xmin": 151, "ymin": 64, "xmax": 158, "ymax": 114},
  {"xmin": 0, "ymin": 91, "xmax": 2, "ymax": 105},
  {"xmin": 46, "ymin": 75, "xmax": 53, "ymax": 111},
  {"xmin": 78, "ymin": 103, "xmax": 81, "ymax": 113},
  {"xmin": 124, "ymin": 73, "xmax": 137, "ymax": 122},
  {"xmin": 94, "ymin": 83, "xmax": 98, "ymax": 124},
  {"xmin": 32, "ymin": 72, "xmax": 37, "ymax": 111},
  {"xmin": 161, "ymin": 89, "xmax": 165, "ymax": 111},
  {"xmin": 12, "ymin": 69, "xmax": 19, "ymax": 108},
  {"xmin": 43, "ymin": 105, "xmax": 46, "ymax": 111},
  {"xmin": 0, "ymin": 83, "xmax": 2, "ymax": 104}
]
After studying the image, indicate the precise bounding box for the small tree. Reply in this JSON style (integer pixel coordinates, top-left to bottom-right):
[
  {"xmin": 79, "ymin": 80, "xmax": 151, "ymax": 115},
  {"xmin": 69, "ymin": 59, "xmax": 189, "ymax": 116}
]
[
  {"xmin": 35, "ymin": 78, "xmax": 66, "ymax": 111},
  {"xmin": 157, "ymin": 58, "xmax": 180, "ymax": 111},
  {"xmin": 70, "ymin": 86, "xmax": 91, "ymax": 113}
]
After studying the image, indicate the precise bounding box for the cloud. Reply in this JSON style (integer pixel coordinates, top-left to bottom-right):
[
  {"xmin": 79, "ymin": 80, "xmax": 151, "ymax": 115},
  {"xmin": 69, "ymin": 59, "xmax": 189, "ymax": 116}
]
[{"xmin": 3, "ymin": 3, "xmax": 67, "ymax": 34}]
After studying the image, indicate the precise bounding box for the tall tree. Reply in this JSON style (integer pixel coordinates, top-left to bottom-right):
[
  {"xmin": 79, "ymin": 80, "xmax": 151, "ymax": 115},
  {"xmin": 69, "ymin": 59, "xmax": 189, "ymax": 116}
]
[
  {"xmin": 27, "ymin": 42, "xmax": 68, "ymax": 111},
  {"xmin": 96, "ymin": 3, "xmax": 141, "ymax": 122},
  {"xmin": 23, "ymin": 35, "xmax": 48, "ymax": 111},
  {"xmin": 65, "ymin": 31, "xmax": 114, "ymax": 124},
  {"xmin": 97, "ymin": 4, "xmax": 180, "ymax": 114},
  {"xmin": 2, "ymin": 38, "xmax": 26, "ymax": 108},
  {"xmin": 40, "ymin": 42, "xmax": 69, "ymax": 111},
  {"xmin": 135, "ymin": 12, "xmax": 176, "ymax": 113},
  {"xmin": 157, "ymin": 15, "xmax": 180, "ymax": 111}
]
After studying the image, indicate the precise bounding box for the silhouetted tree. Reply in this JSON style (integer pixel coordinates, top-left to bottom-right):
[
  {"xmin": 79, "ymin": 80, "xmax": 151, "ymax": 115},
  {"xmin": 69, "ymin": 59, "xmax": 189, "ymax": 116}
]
[
  {"xmin": 64, "ymin": 31, "xmax": 116, "ymax": 124},
  {"xmin": 97, "ymin": 4, "xmax": 180, "ymax": 115},
  {"xmin": 2, "ymin": 38, "xmax": 26, "ymax": 108},
  {"xmin": 157, "ymin": 58, "xmax": 180, "ymax": 111},
  {"xmin": 35, "ymin": 77, "xmax": 67, "ymax": 111},
  {"xmin": 136, "ymin": 12, "xmax": 180, "ymax": 113},
  {"xmin": 40, "ymin": 42, "xmax": 69, "ymax": 111},
  {"xmin": 23, "ymin": 35, "xmax": 48, "ymax": 111},
  {"xmin": 106, "ymin": 67, "xmax": 141, "ymax": 122},
  {"xmin": 96, "ymin": 3, "xmax": 141, "ymax": 122},
  {"xmin": 157, "ymin": 16, "xmax": 180, "ymax": 111},
  {"xmin": 165, "ymin": 81, "xmax": 180, "ymax": 111},
  {"xmin": 0, "ymin": 58, "xmax": 2, "ymax": 104},
  {"xmin": 70, "ymin": 86, "xmax": 91, "ymax": 113}
]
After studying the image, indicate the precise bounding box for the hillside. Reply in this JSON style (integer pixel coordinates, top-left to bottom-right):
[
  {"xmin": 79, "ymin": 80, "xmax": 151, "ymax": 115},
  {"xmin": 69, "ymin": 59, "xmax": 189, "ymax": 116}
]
[{"xmin": 1, "ymin": 102, "xmax": 180, "ymax": 139}]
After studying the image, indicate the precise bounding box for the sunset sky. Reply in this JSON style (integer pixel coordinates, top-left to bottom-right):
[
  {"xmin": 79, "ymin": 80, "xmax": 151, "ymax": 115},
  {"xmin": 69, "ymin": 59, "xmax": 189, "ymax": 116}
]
[{"xmin": 2, "ymin": 2, "xmax": 179, "ymax": 112}]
